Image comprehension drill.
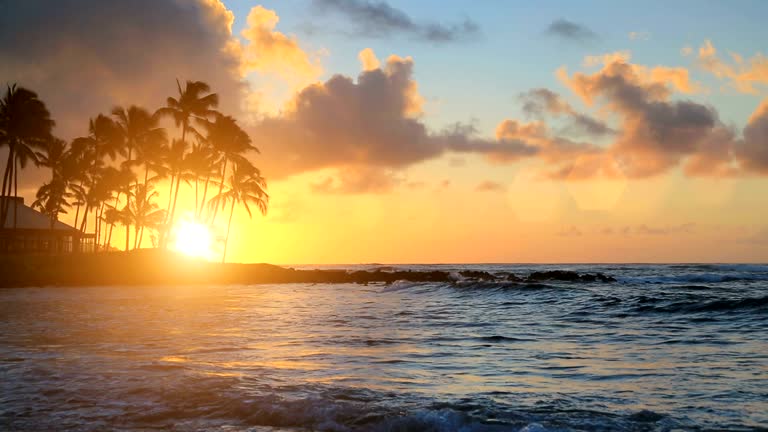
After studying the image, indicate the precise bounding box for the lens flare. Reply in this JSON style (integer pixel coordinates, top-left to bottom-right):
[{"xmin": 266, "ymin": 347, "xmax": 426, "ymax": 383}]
[{"xmin": 173, "ymin": 220, "xmax": 213, "ymax": 259}]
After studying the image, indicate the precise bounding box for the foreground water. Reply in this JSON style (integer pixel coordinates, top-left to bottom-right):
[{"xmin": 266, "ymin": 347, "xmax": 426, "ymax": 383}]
[{"xmin": 1, "ymin": 264, "xmax": 767, "ymax": 431}]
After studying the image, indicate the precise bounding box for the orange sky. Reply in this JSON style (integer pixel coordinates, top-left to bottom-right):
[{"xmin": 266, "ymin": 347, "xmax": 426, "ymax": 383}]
[{"xmin": 5, "ymin": 1, "xmax": 768, "ymax": 263}]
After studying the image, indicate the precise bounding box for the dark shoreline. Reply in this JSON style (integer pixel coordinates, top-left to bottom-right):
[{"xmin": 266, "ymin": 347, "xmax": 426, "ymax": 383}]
[{"xmin": 0, "ymin": 249, "xmax": 616, "ymax": 288}]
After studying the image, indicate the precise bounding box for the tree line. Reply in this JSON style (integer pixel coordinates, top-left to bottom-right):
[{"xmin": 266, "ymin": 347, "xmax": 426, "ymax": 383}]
[{"xmin": 0, "ymin": 80, "xmax": 268, "ymax": 262}]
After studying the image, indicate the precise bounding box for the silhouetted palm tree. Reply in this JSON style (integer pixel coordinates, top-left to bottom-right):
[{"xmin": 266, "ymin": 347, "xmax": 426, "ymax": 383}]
[
  {"xmin": 33, "ymin": 138, "xmax": 72, "ymax": 229},
  {"xmin": 184, "ymin": 144, "xmax": 217, "ymax": 219},
  {"xmin": 72, "ymin": 114, "xmax": 123, "ymax": 233},
  {"xmin": 33, "ymin": 178, "xmax": 72, "ymax": 230},
  {"xmin": 208, "ymin": 165, "xmax": 268, "ymax": 263},
  {"xmin": 112, "ymin": 106, "xmax": 166, "ymax": 184},
  {"xmin": 161, "ymin": 139, "xmax": 193, "ymax": 233},
  {"xmin": 0, "ymin": 84, "xmax": 54, "ymax": 227},
  {"xmin": 97, "ymin": 166, "xmax": 135, "ymax": 250},
  {"xmin": 157, "ymin": 80, "xmax": 219, "ymax": 146},
  {"xmin": 123, "ymin": 183, "xmax": 165, "ymax": 250},
  {"xmin": 156, "ymin": 80, "xmax": 218, "ymax": 246},
  {"xmin": 203, "ymin": 114, "xmax": 258, "ymax": 225}
]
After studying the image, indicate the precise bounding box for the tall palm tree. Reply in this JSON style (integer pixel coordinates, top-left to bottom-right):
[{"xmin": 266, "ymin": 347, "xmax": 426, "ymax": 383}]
[
  {"xmin": 123, "ymin": 183, "xmax": 165, "ymax": 250},
  {"xmin": 72, "ymin": 114, "xmax": 123, "ymax": 233},
  {"xmin": 33, "ymin": 138, "xmax": 73, "ymax": 229},
  {"xmin": 156, "ymin": 80, "xmax": 218, "ymax": 247},
  {"xmin": 97, "ymin": 166, "xmax": 134, "ymax": 250},
  {"xmin": 208, "ymin": 165, "xmax": 268, "ymax": 263},
  {"xmin": 112, "ymin": 106, "xmax": 166, "ymax": 184},
  {"xmin": 203, "ymin": 114, "xmax": 258, "ymax": 225},
  {"xmin": 33, "ymin": 178, "xmax": 72, "ymax": 230},
  {"xmin": 0, "ymin": 84, "xmax": 54, "ymax": 227},
  {"xmin": 184, "ymin": 144, "xmax": 216, "ymax": 219},
  {"xmin": 161, "ymin": 139, "xmax": 194, "ymax": 235},
  {"xmin": 157, "ymin": 80, "xmax": 219, "ymax": 147}
]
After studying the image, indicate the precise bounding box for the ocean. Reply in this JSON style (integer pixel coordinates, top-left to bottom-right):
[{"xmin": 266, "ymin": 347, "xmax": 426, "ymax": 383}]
[{"xmin": 1, "ymin": 264, "xmax": 767, "ymax": 431}]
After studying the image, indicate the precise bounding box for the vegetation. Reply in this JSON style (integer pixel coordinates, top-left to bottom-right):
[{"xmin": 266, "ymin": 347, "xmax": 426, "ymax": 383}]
[{"xmin": 0, "ymin": 81, "xmax": 268, "ymax": 262}]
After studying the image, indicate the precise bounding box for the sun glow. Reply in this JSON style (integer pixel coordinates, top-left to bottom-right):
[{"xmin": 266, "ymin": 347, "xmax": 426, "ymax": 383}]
[{"xmin": 173, "ymin": 220, "xmax": 214, "ymax": 260}]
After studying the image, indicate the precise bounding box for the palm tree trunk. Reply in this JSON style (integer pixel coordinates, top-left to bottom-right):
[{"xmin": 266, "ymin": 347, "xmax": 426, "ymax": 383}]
[
  {"xmin": 95, "ymin": 204, "xmax": 102, "ymax": 251},
  {"xmin": 194, "ymin": 176, "xmax": 199, "ymax": 217},
  {"xmin": 0, "ymin": 146, "xmax": 13, "ymax": 224},
  {"xmin": 13, "ymin": 157, "xmax": 19, "ymax": 229},
  {"xmin": 198, "ymin": 173, "xmax": 212, "ymax": 220},
  {"xmin": 125, "ymin": 223, "xmax": 129, "ymax": 252},
  {"xmin": 168, "ymin": 174, "xmax": 182, "ymax": 233},
  {"xmin": 222, "ymin": 199, "xmax": 235, "ymax": 264},
  {"xmin": 106, "ymin": 194, "xmax": 120, "ymax": 249},
  {"xmin": 73, "ymin": 180, "xmax": 83, "ymax": 228},
  {"xmin": 79, "ymin": 203, "xmax": 89, "ymax": 232},
  {"xmin": 210, "ymin": 158, "xmax": 227, "ymax": 225},
  {"xmin": 160, "ymin": 174, "xmax": 175, "ymax": 249}
]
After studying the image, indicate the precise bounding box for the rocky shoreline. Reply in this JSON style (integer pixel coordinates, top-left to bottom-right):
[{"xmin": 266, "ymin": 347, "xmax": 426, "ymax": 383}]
[{"xmin": 0, "ymin": 249, "xmax": 616, "ymax": 288}]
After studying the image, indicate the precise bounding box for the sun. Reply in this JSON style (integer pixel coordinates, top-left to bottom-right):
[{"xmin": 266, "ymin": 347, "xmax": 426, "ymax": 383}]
[{"xmin": 173, "ymin": 220, "xmax": 214, "ymax": 260}]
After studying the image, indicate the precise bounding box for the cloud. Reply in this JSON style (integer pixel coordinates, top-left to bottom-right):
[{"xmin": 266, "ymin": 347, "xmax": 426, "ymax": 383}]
[
  {"xmin": 737, "ymin": 98, "xmax": 768, "ymax": 174},
  {"xmin": 545, "ymin": 19, "xmax": 597, "ymax": 42},
  {"xmin": 251, "ymin": 50, "xmax": 540, "ymax": 183},
  {"xmin": 696, "ymin": 40, "xmax": 768, "ymax": 94},
  {"xmin": 555, "ymin": 54, "xmax": 736, "ymax": 178},
  {"xmin": 0, "ymin": 1, "xmax": 326, "ymax": 140},
  {"xmin": 310, "ymin": 167, "xmax": 403, "ymax": 194},
  {"xmin": 236, "ymin": 5, "xmax": 323, "ymax": 87},
  {"xmin": 358, "ymin": 48, "xmax": 381, "ymax": 71},
  {"xmin": 0, "ymin": 0, "xmax": 248, "ymax": 139},
  {"xmin": 519, "ymin": 88, "xmax": 615, "ymax": 137},
  {"xmin": 310, "ymin": 0, "xmax": 479, "ymax": 42}
]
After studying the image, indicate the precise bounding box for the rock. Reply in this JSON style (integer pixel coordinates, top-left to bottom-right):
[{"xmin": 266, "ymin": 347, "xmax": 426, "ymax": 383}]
[
  {"xmin": 525, "ymin": 270, "xmax": 616, "ymax": 283},
  {"xmin": 458, "ymin": 270, "xmax": 498, "ymax": 281}
]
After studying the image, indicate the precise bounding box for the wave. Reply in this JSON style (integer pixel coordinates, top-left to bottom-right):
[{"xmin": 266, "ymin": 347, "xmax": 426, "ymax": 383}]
[
  {"xmin": 5, "ymin": 378, "xmax": 685, "ymax": 432},
  {"xmin": 619, "ymin": 273, "xmax": 767, "ymax": 284},
  {"xmin": 632, "ymin": 295, "xmax": 768, "ymax": 314}
]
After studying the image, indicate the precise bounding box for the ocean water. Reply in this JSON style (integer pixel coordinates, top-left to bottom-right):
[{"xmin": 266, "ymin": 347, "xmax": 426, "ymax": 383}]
[{"xmin": 1, "ymin": 264, "xmax": 767, "ymax": 431}]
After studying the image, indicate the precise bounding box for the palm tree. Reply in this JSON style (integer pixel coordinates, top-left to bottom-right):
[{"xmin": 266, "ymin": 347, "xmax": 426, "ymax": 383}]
[
  {"xmin": 157, "ymin": 80, "xmax": 219, "ymax": 147},
  {"xmin": 160, "ymin": 139, "xmax": 194, "ymax": 237},
  {"xmin": 184, "ymin": 144, "xmax": 217, "ymax": 219},
  {"xmin": 156, "ymin": 80, "xmax": 218, "ymax": 246},
  {"xmin": 203, "ymin": 114, "xmax": 258, "ymax": 225},
  {"xmin": 0, "ymin": 84, "xmax": 54, "ymax": 227},
  {"xmin": 112, "ymin": 106, "xmax": 166, "ymax": 185},
  {"xmin": 97, "ymin": 166, "xmax": 135, "ymax": 250},
  {"xmin": 72, "ymin": 114, "xmax": 123, "ymax": 233},
  {"xmin": 32, "ymin": 138, "xmax": 73, "ymax": 229},
  {"xmin": 123, "ymin": 183, "xmax": 165, "ymax": 250},
  {"xmin": 33, "ymin": 178, "xmax": 72, "ymax": 229},
  {"xmin": 208, "ymin": 165, "xmax": 268, "ymax": 263}
]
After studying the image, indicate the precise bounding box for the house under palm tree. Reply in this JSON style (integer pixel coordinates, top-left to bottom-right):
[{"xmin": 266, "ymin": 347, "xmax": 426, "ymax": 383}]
[{"xmin": 0, "ymin": 197, "xmax": 94, "ymax": 254}]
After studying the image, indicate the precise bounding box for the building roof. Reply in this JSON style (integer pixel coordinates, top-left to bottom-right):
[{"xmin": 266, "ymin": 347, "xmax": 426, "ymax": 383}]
[{"xmin": 0, "ymin": 197, "xmax": 80, "ymax": 232}]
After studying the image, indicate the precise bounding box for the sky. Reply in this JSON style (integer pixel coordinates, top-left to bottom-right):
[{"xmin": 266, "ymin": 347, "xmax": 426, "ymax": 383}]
[{"xmin": 2, "ymin": 0, "xmax": 768, "ymax": 263}]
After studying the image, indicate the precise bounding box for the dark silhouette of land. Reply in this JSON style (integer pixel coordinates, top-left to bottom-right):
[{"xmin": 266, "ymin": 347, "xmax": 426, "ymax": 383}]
[{"xmin": 0, "ymin": 249, "xmax": 616, "ymax": 288}]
